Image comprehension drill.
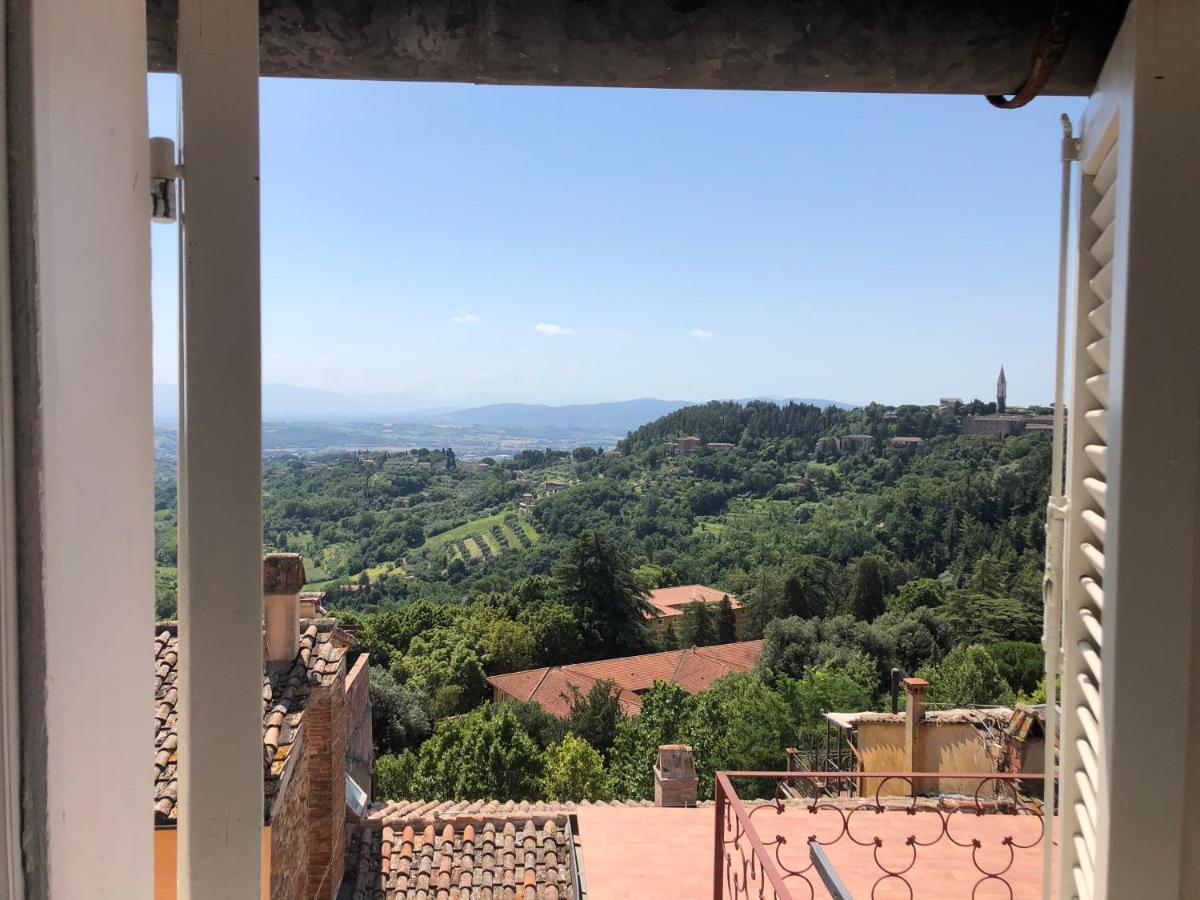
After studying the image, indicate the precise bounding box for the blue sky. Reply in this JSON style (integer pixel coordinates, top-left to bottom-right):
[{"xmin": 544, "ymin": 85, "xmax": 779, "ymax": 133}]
[{"xmin": 149, "ymin": 75, "xmax": 1083, "ymax": 408}]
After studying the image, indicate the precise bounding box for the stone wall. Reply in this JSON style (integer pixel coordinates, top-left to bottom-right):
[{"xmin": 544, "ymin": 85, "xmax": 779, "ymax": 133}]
[
  {"xmin": 344, "ymin": 654, "xmax": 374, "ymax": 797},
  {"xmin": 269, "ymin": 725, "xmax": 310, "ymax": 900}
]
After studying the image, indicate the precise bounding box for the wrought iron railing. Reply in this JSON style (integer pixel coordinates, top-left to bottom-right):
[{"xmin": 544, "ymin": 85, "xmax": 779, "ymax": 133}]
[{"xmin": 714, "ymin": 771, "xmax": 1048, "ymax": 900}]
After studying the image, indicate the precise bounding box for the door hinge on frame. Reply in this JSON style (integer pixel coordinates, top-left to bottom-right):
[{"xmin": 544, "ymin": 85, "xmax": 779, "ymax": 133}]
[{"xmin": 150, "ymin": 137, "xmax": 181, "ymax": 223}]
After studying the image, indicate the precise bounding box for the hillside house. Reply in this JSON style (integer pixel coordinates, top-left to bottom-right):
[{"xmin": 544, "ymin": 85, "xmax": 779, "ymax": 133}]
[
  {"xmin": 837, "ymin": 434, "xmax": 875, "ymax": 452},
  {"xmin": 669, "ymin": 436, "xmax": 702, "ymax": 455},
  {"xmin": 890, "ymin": 435, "xmax": 924, "ymax": 452},
  {"xmin": 705, "ymin": 441, "xmax": 735, "ymax": 451},
  {"xmin": 641, "ymin": 584, "xmax": 745, "ymax": 639},
  {"xmin": 818, "ymin": 678, "xmax": 1046, "ymax": 800}
]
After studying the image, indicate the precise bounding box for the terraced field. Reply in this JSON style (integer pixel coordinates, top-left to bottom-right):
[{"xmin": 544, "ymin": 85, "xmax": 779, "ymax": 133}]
[{"xmin": 426, "ymin": 509, "xmax": 541, "ymax": 567}]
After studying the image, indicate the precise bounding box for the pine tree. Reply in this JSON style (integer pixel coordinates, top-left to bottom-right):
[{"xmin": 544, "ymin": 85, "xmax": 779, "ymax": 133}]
[
  {"xmin": 745, "ymin": 569, "xmax": 774, "ymax": 639},
  {"xmin": 680, "ymin": 600, "xmax": 714, "ymax": 647},
  {"xmin": 715, "ymin": 596, "xmax": 737, "ymax": 643},
  {"xmin": 661, "ymin": 620, "xmax": 679, "ymax": 650},
  {"xmin": 847, "ymin": 555, "xmax": 887, "ymax": 621},
  {"xmin": 554, "ymin": 530, "xmax": 653, "ymax": 657}
]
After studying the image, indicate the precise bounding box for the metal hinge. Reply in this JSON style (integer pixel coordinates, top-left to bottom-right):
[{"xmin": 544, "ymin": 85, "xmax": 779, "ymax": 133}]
[
  {"xmin": 1061, "ymin": 114, "xmax": 1081, "ymax": 163},
  {"xmin": 150, "ymin": 137, "xmax": 181, "ymax": 223}
]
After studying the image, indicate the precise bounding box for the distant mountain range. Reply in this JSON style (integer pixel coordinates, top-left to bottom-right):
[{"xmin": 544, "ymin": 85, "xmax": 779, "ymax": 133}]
[
  {"xmin": 153, "ymin": 383, "xmax": 855, "ymax": 433},
  {"xmin": 424, "ymin": 399, "xmax": 693, "ymax": 433}
]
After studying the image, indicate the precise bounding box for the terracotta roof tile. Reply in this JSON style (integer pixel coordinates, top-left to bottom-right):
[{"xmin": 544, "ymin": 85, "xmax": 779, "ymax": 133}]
[
  {"xmin": 486, "ymin": 640, "xmax": 762, "ymax": 718},
  {"xmin": 153, "ymin": 618, "xmax": 346, "ymax": 826},
  {"xmin": 643, "ymin": 584, "xmax": 741, "ymax": 619},
  {"xmin": 343, "ymin": 814, "xmax": 577, "ymax": 900}
]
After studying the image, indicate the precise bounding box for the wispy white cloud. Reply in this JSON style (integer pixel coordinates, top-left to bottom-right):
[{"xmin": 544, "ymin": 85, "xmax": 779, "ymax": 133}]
[
  {"xmin": 536, "ymin": 323, "xmax": 576, "ymax": 336},
  {"xmin": 611, "ymin": 329, "xmax": 634, "ymax": 339},
  {"xmin": 689, "ymin": 328, "xmax": 714, "ymax": 339},
  {"xmin": 451, "ymin": 311, "xmax": 482, "ymax": 325}
]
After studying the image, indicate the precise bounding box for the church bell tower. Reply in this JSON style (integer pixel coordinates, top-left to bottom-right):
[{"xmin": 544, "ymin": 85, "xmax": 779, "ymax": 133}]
[{"xmin": 997, "ymin": 366, "xmax": 1007, "ymax": 413}]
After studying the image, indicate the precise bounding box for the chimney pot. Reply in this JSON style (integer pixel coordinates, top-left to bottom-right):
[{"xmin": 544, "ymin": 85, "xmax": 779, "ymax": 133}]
[
  {"xmin": 264, "ymin": 553, "xmax": 306, "ymax": 664},
  {"xmin": 903, "ymin": 677, "xmax": 929, "ymax": 795},
  {"xmin": 654, "ymin": 744, "xmax": 697, "ymax": 807}
]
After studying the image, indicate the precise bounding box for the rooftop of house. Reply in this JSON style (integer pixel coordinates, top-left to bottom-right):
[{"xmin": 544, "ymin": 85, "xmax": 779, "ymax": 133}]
[
  {"xmin": 341, "ymin": 815, "xmax": 576, "ymax": 900},
  {"xmin": 486, "ymin": 640, "xmax": 762, "ymax": 718},
  {"xmin": 153, "ymin": 618, "xmax": 347, "ymax": 826},
  {"xmin": 643, "ymin": 584, "xmax": 740, "ymax": 618}
]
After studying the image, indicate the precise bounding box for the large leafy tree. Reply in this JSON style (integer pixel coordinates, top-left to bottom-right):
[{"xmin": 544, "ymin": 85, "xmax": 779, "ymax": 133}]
[
  {"xmin": 393, "ymin": 628, "xmax": 488, "ymax": 719},
  {"xmin": 776, "ymin": 556, "xmax": 841, "ymax": 620},
  {"xmin": 686, "ymin": 673, "xmax": 800, "ymax": 798},
  {"xmin": 374, "ymin": 750, "xmax": 419, "ymax": 801},
  {"xmin": 412, "ymin": 706, "xmax": 545, "ymax": 800},
  {"xmin": 368, "ymin": 667, "xmax": 432, "ymax": 755},
  {"xmin": 917, "ymin": 644, "xmax": 1015, "ymax": 708},
  {"xmin": 521, "ymin": 601, "xmax": 587, "ymax": 667},
  {"xmin": 606, "ymin": 682, "xmax": 693, "ymax": 800},
  {"xmin": 543, "ymin": 734, "xmax": 608, "ymax": 801},
  {"xmin": 565, "ymin": 678, "xmax": 625, "ymax": 756},
  {"xmin": 984, "ymin": 641, "xmax": 1043, "ymax": 697},
  {"xmin": 554, "ymin": 530, "xmax": 653, "ymax": 658}
]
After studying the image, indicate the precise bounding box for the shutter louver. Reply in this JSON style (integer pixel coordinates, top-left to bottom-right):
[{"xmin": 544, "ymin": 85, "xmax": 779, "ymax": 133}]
[{"xmin": 1061, "ymin": 128, "xmax": 1119, "ymax": 899}]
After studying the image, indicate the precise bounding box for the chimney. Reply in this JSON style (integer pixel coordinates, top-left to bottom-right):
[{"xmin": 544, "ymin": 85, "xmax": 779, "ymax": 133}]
[
  {"xmin": 263, "ymin": 552, "xmax": 306, "ymax": 664},
  {"xmin": 903, "ymin": 677, "xmax": 928, "ymax": 795},
  {"xmin": 654, "ymin": 744, "xmax": 697, "ymax": 807}
]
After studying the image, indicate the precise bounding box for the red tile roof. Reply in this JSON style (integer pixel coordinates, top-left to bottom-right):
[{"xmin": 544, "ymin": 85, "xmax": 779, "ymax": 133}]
[
  {"xmin": 343, "ymin": 814, "xmax": 576, "ymax": 899},
  {"xmin": 643, "ymin": 584, "xmax": 740, "ymax": 619},
  {"xmin": 153, "ymin": 618, "xmax": 346, "ymax": 826},
  {"xmin": 486, "ymin": 640, "xmax": 762, "ymax": 718}
]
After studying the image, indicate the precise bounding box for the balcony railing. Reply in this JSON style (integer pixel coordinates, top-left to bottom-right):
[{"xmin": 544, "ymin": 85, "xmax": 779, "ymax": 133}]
[{"xmin": 713, "ymin": 771, "xmax": 1049, "ymax": 900}]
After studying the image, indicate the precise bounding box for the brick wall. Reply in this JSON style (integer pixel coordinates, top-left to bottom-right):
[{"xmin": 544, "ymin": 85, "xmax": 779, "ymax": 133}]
[
  {"xmin": 343, "ymin": 654, "xmax": 374, "ymax": 798},
  {"xmin": 305, "ymin": 667, "xmax": 348, "ymax": 900},
  {"xmin": 269, "ymin": 725, "xmax": 310, "ymax": 900}
]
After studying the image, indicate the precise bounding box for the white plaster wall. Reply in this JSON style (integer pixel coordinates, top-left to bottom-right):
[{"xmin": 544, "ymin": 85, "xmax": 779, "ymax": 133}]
[{"xmin": 25, "ymin": 0, "xmax": 154, "ymax": 894}]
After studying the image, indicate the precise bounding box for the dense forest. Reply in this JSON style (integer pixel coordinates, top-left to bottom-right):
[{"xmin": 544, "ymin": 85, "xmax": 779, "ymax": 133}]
[{"xmin": 154, "ymin": 399, "xmax": 1052, "ymax": 802}]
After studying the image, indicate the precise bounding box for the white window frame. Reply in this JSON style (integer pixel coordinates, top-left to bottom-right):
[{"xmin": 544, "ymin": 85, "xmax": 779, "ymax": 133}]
[
  {"xmin": 174, "ymin": 0, "xmax": 265, "ymax": 896},
  {"xmin": 1056, "ymin": 1, "xmax": 1200, "ymax": 896},
  {"xmin": 7, "ymin": 0, "xmax": 156, "ymax": 896}
]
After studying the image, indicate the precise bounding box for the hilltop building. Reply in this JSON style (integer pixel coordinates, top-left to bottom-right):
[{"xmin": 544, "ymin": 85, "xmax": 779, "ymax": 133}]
[
  {"xmin": 837, "ymin": 434, "xmax": 875, "ymax": 452},
  {"xmin": 642, "ymin": 584, "xmax": 744, "ymax": 638},
  {"xmin": 486, "ymin": 640, "xmax": 762, "ymax": 718},
  {"xmin": 997, "ymin": 366, "xmax": 1008, "ymax": 413},
  {"xmin": 889, "ymin": 435, "xmax": 923, "ymax": 453},
  {"xmin": 669, "ymin": 436, "xmax": 702, "ymax": 455}
]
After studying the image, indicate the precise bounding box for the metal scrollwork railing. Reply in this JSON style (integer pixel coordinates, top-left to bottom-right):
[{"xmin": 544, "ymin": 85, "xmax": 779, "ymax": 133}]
[{"xmin": 713, "ymin": 771, "xmax": 1048, "ymax": 900}]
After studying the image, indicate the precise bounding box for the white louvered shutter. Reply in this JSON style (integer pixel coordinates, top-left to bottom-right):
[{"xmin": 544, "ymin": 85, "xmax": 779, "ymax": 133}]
[
  {"xmin": 1058, "ymin": 120, "xmax": 1116, "ymax": 900},
  {"xmin": 1052, "ymin": 3, "xmax": 1200, "ymax": 899}
]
